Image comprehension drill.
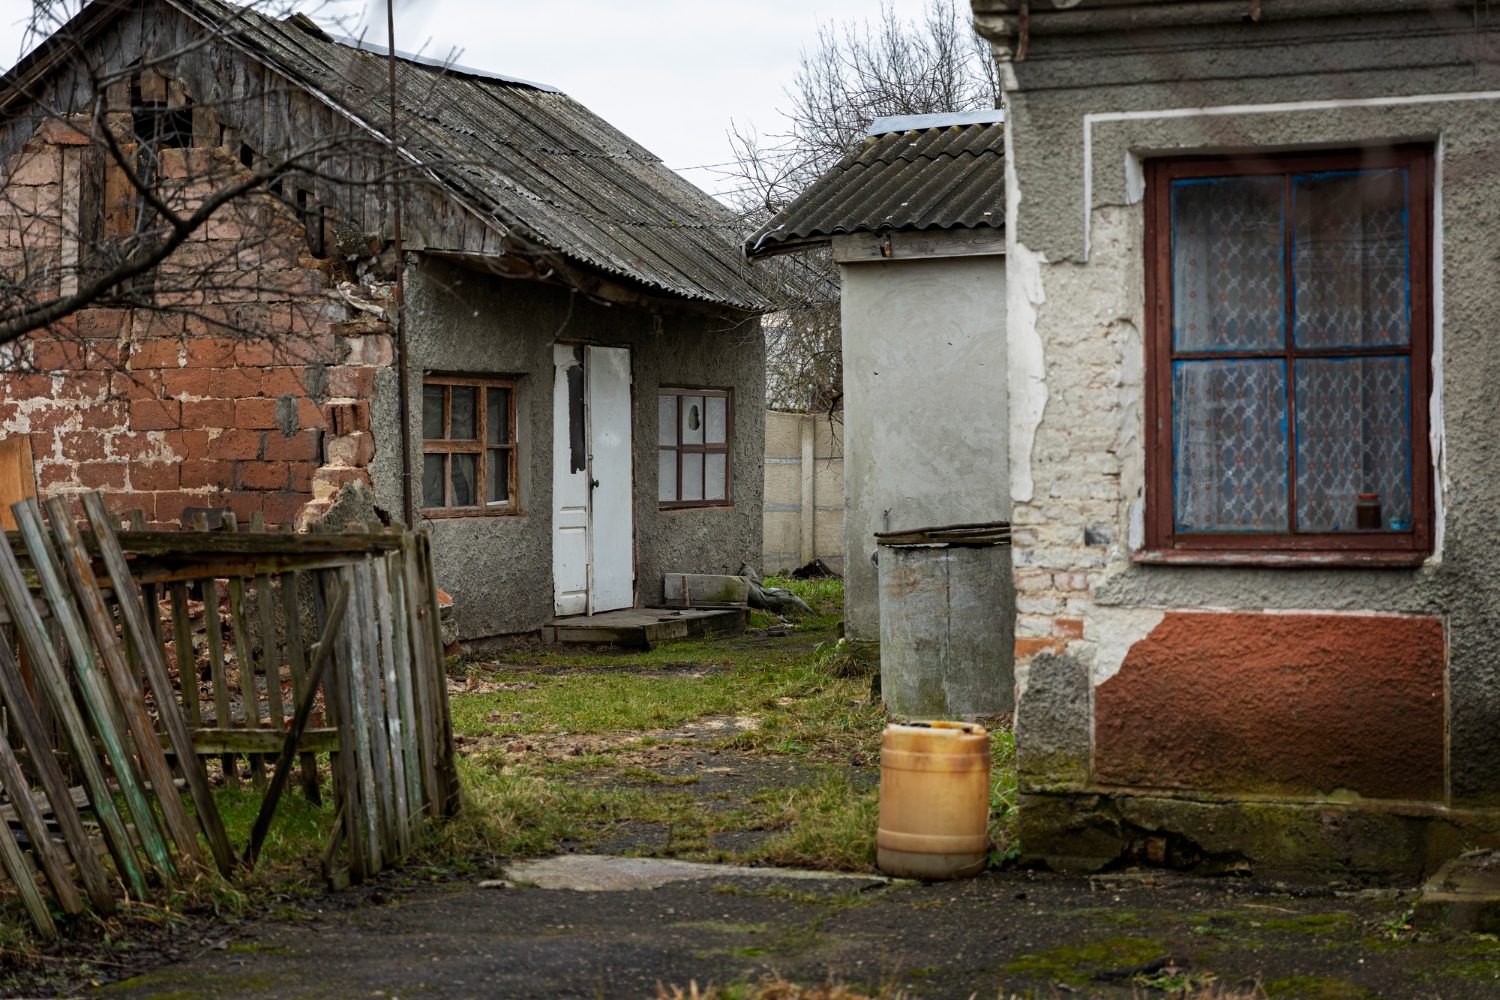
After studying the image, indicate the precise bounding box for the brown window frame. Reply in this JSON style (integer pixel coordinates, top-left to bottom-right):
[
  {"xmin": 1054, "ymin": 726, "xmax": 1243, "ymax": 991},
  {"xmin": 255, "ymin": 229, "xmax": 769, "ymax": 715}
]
[
  {"xmin": 1142, "ymin": 145, "xmax": 1434, "ymax": 566},
  {"xmin": 421, "ymin": 375, "xmax": 520, "ymax": 518},
  {"xmin": 659, "ymin": 388, "xmax": 733, "ymax": 510}
]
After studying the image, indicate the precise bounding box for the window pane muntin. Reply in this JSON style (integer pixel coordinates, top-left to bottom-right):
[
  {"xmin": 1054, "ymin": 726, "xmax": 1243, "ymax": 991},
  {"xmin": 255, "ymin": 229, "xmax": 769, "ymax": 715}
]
[
  {"xmin": 658, "ymin": 448, "xmax": 677, "ymax": 502},
  {"xmin": 1172, "ymin": 358, "xmax": 1290, "ymax": 534},
  {"xmin": 422, "ymin": 454, "xmax": 445, "ymax": 508},
  {"xmin": 1294, "ymin": 356, "xmax": 1412, "ymax": 533},
  {"xmin": 1170, "ymin": 175, "xmax": 1286, "ymax": 354},
  {"xmin": 658, "ymin": 395, "xmax": 677, "ymax": 446},
  {"xmin": 681, "ymin": 452, "xmax": 704, "ymax": 502},
  {"xmin": 486, "ymin": 388, "xmax": 512, "ymax": 445},
  {"xmin": 681, "ymin": 396, "xmax": 705, "ymax": 445},
  {"xmin": 1292, "ymin": 168, "xmax": 1411, "ymax": 351},
  {"xmin": 705, "ymin": 453, "xmax": 727, "ymax": 501},
  {"xmin": 421, "ymin": 385, "xmax": 445, "ymax": 440},
  {"xmin": 421, "ymin": 377, "xmax": 518, "ymax": 511}
]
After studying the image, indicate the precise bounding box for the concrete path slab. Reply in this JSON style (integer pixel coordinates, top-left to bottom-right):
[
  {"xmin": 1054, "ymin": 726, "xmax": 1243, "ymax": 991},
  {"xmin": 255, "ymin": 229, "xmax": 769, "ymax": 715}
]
[{"xmin": 488, "ymin": 854, "xmax": 894, "ymax": 892}]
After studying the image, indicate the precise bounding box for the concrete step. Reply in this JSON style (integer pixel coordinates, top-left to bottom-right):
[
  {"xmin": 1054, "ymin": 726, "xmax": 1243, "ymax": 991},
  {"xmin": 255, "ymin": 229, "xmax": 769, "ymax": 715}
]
[{"xmin": 540, "ymin": 607, "xmax": 747, "ymax": 649}]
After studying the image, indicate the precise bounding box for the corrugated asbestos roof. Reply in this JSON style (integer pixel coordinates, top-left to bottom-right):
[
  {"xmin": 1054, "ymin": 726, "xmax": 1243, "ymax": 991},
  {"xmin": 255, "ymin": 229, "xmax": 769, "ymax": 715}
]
[
  {"xmin": 745, "ymin": 115, "xmax": 1005, "ymax": 260},
  {"xmin": 9, "ymin": 0, "xmax": 769, "ymax": 312}
]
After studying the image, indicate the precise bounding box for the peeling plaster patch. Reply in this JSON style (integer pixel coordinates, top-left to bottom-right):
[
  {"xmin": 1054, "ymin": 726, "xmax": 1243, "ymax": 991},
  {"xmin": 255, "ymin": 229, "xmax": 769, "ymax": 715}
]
[
  {"xmin": 1089, "ymin": 605, "xmax": 1165, "ymax": 686},
  {"xmin": 1006, "ymin": 120, "xmax": 1048, "ymax": 504},
  {"xmin": 1430, "ymin": 134, "xmax": 1448, "ymax": 559},
  {"xmin": 1124, "ymin": 151, "xmax": 1145, "ymax": 204}
]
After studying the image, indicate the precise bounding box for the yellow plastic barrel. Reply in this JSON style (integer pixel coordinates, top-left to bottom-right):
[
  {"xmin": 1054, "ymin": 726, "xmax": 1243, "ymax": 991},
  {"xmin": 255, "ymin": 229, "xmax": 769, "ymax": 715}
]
[{"xmin": 876, "ymin": 721, "xmax": 991, "ymax": 879}]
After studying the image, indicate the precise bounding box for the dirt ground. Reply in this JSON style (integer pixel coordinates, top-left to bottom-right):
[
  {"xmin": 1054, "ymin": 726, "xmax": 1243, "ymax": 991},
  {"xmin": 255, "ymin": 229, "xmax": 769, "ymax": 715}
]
[
  {"xmin": 91, "ymin": 862, "xmax": 1491, "ymax": 999},
  {"xmin": 91, "ymin": 703, "xmax": 1494, "ymax": 999},
  {"xmin": 12, "ymin": 617, "xmax": 1492, "ymax": 999}
]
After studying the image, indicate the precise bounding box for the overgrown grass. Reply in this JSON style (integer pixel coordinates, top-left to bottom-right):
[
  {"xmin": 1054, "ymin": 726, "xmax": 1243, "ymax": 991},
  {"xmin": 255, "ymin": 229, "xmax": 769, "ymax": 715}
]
[{"xmin": 439, "ymin": 575, "xmax": 1022, "ymax": 873}]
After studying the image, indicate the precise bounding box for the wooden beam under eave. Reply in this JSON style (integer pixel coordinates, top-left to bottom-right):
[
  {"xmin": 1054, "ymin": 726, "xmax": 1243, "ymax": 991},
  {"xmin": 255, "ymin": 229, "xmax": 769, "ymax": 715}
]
[{"xmin": 832, "ymin": 228, "xmax": 1004, "ymax": 264}]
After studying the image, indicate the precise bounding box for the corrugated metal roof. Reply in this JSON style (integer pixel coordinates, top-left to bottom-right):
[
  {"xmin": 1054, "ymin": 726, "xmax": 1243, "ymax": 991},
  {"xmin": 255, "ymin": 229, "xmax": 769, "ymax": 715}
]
[
  {"xmin": 8, "ymin": 0, "xmax": 769, "ymax": 312},
  {"xmin": 745, "ymin": 117, "xmax": 1005, "ymax": 260},
  {"xmin": 223, "ymin": 3, "xmax": 770, "ymax": 311},
  {"xmin": 868, "ymin": 108, "xmax": 1005, "ymax": 135}
]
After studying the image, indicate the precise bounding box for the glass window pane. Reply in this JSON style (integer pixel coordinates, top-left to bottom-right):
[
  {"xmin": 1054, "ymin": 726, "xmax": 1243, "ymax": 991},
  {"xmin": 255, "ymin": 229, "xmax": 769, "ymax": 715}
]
[
  {"xmin": 450, "ymin": 453, "xmax": 477, "ymax": 507},
  {"xmin": 658, "ymin": 448, "xmax": 677, "ymax": 502},
  {"xmin": 705, "ymin": 453, "xmax": 727, "ymax": 501},
  {"xmin": 1171, "ymin": 176, "xmax": 1285, "ymax": 352},
  {"xmin": 1295, "ymin": 357, "xmax": 1411, "ymax": 532},
  {"xmin": 486, "ymin": 388, "xmax": 511, "ymax": 445},
  {"xmin": 658, "ymin": 394, "xmax": 677, "ymax": 446},
  {"xmin": 1173, "ymin": 358, "xmax": 1289, "ymax": 532},
  {"xmin": 1293, "ymin": 168, "xmax": 1410, "ymax": 349},
  {"xmin": 487, "ymin": 449, "xmax": 510, "ymax": 505},
  {"xmin": 682, "ymin": 396, "xmax": 705, "ymax": 445},
  {"xmin": 681, "ymin": 452, "xmax": 704, "ymax": 502},
  {"xmin": 705, "ymin": 396, "xmax": 727, "ymax": 445},
  {"xmin": 422, "ymin": 453, "xmax": 445, "ymax": 507},
  {"xmin": 450, "ymin": 387, "xmax": 476, "ymax": 440},
  {"xmin": 422, "ymin": 385, "xmax": 444, "ymax": 440}
]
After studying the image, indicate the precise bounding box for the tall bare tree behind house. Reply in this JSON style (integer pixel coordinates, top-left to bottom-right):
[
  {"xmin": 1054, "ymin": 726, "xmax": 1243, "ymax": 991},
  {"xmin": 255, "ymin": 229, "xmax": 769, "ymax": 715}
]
[{"xmin": 725, "ymin": 0, "xmax": 1001, "ymax": 413}]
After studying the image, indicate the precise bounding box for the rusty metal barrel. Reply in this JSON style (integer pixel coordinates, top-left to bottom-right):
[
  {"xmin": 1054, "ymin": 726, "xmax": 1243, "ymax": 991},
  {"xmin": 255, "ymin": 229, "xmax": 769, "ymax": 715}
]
[
  {"xmin": 874, "ymin": 521, "xmax": 1014, "ymax": 719},
  {"xmin": 876, "ymin": 721, "xmax": 991, "ymax": 879}
]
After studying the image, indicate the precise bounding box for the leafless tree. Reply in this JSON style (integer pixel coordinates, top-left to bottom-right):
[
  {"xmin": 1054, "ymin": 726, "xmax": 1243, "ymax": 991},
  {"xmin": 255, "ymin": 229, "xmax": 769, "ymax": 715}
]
[
  {"xmin": 0, "ymin": 0, "xmax": 415, "ymax": 374},
  {"xmin": 726, "ymin": 0, "xmax": 1000, "ymax": 412}
]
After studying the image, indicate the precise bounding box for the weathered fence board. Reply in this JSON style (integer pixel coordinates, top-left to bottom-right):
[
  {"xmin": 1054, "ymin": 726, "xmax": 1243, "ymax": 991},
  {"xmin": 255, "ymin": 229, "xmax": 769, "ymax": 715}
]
[{"xmin": 0, "ymin": 492, "xmax": 457, "ymax": 938}]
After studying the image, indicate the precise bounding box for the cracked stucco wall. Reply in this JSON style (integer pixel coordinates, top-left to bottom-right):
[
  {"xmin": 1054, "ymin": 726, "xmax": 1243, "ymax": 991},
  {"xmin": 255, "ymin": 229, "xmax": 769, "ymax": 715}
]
[{"xmin": 976, "ymin": 2, "xmax": 1500, "ymax": 854}]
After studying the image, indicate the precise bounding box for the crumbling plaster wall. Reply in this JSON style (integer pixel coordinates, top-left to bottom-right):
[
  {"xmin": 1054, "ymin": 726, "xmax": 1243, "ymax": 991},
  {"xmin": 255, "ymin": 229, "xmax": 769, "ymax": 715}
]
[
  {"xmin": 370, "ymin": 257, "xmax": 764, "ymax": 641},
  {"xmin": 839, "ymin": 254, "xmax": 1009, "ymax": 643},
  {"xmin": 975, "ymin": 2, "xmax": 1500, "ymax": 873}
]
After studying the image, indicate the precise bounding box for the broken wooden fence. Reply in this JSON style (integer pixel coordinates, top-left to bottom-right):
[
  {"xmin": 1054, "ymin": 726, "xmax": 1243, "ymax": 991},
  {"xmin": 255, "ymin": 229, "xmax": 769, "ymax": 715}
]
[{"xmin": 0, "ymin": 492, "xmax": 458, "ymax": 938}]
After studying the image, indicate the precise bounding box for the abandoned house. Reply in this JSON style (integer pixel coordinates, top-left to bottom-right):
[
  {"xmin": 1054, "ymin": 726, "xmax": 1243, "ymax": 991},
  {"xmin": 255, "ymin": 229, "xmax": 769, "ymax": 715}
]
[
  {"xmin": 746, "ymin": 110, "xmax": 1011, "ymax": 717},
  {"xmin": 971, "ymin": 0, "xmax": 1500, "ymax": 878},
  {"xmin": 0, "ymin": 0, "xmax": 769, "ymax": 641}
]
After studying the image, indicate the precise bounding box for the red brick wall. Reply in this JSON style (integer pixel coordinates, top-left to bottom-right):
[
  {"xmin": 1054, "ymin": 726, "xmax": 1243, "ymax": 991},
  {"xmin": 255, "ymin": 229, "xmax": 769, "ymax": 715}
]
[{"xmin": 0, "ymin": 121, "xmax": 389, "ymax": 527}]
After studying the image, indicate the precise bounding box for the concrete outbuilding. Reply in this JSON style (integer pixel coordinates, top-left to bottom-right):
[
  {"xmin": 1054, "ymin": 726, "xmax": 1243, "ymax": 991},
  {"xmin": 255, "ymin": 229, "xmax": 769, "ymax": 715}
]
[
  {"xmin": 746, "ymin": 110, "xmax": 1011, "ymax": 717},
  {"xmin": 972, "ymin": 0, "xmax": 1500, "ymax": 879}
]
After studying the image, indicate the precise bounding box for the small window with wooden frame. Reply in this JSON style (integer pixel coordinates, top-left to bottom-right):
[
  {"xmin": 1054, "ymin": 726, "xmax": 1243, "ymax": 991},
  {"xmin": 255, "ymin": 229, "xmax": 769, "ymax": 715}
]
[
  {"xmin": 1142, "ymin": 145, "xmax": 1434, "ymax": 564},
  {"xmin": 658, "ymin": 389, "xmax": 732, "ymax": 508},
  {"xmin": 421, "ymin": 376, "xmax": 518, "ymax": 516}
]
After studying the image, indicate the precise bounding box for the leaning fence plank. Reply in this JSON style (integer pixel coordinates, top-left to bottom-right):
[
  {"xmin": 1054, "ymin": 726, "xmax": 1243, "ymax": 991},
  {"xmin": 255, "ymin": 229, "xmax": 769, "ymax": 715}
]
[
  {"xmin": 11, "ymin": 499, "xmax": 172, "ymax": 886},
  {"xmin": 386, "ymin": 550, "xmax": 422, "ymax": 839},
  {"xmin": 281, "ymin": 573, "xmax": 321, "ymax": 804},
  {"xmin": 417, "ymin": 531, "xmax": 460, "ymax": 815},
  {"xmin": 84, "ymin": 494, "xmax": 237, "ymax": 878},
  {"xmin": 0, "ymin": 716, "xmax": 83, "ymax": 915},
  {"xmin": 0, "ymin": 791, "xmax": 55, "ymax": 938},
  {"xmin": 257, "ymin": 572, "xmax": 285, "ymax": 742},
  {"xmin": 42, "ymin": 497, "xmax": 204, "ymax": 871},
  {"xmin": 170, "ymin": 583, "xmax": 200, "ymax": 728},
  {"xmin": 400, "ymin": 535, "xmax": 442, "ymax": 817},
  {"xmin": 0, "ymin": 528, "xmax": 144, "ymax": 900},
  {"xmin": 371, "ymin": 556, "xmax": 410, "ymax": 857},
  {"xmin": 314, "ymin": 571, "xmax": 365, "ymax": 883},
  {"xmin": 201, "ymin": 576, "xmax": 239, "ymax": 789},
  {"xmin": 222, "ymin": 512, "xmax": 266, "ymax": 789},
  {"xmin": 244, "ymin": 582, "xmax": 349, "ymax": 868},
  {"xmin": 0, "ymin": 636, "xmax": 115, "ymax": 912},
  {"xmin": 354, "ymin": 557, "xmax": 395, "ymax": 857},
  {"xmin": 342, "ymin": 564, "xmax": 383, "ymax": 873}
]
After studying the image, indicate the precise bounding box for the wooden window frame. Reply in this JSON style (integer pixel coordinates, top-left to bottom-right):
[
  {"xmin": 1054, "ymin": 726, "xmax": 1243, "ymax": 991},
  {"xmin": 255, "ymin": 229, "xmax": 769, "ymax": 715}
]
[
  {"xmin": 659, "ymin": 388, "xmax": 733, "ymax": 510},
  {"xmin": 1141, "ymin": 145, "xmax": 1434, "ymax": 566},
  {"xmin": 421, "ymin": 375, "xmax": 520, "ymax": 518}
]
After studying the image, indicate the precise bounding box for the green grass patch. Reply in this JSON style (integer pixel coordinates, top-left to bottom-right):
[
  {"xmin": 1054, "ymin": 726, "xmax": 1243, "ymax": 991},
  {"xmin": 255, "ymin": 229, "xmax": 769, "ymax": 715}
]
[{"xmin": 1004, "ymin": 936, "xmax": 1169, "ymax": 986}]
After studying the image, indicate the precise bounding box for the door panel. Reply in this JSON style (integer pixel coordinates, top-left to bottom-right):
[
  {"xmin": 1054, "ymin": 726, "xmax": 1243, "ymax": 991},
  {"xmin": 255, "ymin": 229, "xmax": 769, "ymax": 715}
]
[
  {"xmin": 552, "ymin": 345, "xmax": 589, "ymax": 616},
  {"xmin": 586, "ymin": 345, "xmax": 635, "ymax": 613}
]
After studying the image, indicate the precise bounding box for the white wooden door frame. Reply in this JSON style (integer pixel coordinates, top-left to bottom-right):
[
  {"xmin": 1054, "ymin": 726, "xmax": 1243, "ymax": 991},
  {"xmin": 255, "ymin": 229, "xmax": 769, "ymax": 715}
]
[{"xmin": 551, "ymin": 343, "xmax": 635, "ymax": 616}]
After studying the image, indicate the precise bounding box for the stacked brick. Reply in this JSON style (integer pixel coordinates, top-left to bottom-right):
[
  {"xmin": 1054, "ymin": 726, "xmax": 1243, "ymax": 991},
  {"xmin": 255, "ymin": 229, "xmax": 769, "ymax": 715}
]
[{"xmin": 0, "ymin": 121, "xmax": 389, "ymax": 528}]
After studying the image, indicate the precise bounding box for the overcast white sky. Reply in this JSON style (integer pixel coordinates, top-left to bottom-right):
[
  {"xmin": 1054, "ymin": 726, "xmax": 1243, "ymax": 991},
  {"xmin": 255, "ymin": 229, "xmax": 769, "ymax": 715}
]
[{"xmin": 0, "ymin": 0, "xmax": 940, "ymax": 201}]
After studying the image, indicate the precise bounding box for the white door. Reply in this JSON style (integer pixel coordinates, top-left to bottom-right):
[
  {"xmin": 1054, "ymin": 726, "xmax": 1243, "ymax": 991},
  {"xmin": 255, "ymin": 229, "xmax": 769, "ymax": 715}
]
[{"xmin": 551, "ymin": 344, "xmax": 635, "ymax": 616}]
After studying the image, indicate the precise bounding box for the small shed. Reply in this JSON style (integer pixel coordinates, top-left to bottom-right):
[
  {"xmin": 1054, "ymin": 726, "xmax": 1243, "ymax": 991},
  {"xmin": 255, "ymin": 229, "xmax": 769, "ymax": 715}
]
[{"xmin": 746, "ymin": 109, "xmax": 1011, "ymax": 715}]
